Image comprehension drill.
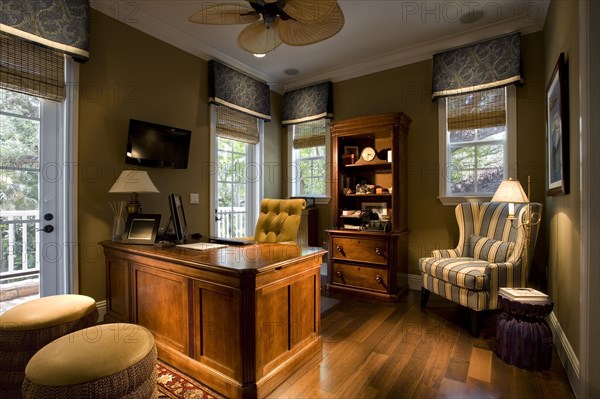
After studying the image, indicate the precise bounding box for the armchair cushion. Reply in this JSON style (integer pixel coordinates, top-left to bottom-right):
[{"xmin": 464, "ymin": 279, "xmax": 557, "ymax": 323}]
[
  {"xmin": 469, "ymin": 234, "xmax": 515, "ymax": 263},
  {"xmin": 419, "ymin": 257, "xmax": 488, "ymax": 290}
]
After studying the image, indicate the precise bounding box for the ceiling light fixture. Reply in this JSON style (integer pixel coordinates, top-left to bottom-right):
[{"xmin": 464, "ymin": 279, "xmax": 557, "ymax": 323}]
[
  {"xmin": 189, "ymin": 0, "xmax": 345, "ymax": 54},
  {"xmin": 254, "ymin": 53, "xmax": 266, "ymax": 58}
]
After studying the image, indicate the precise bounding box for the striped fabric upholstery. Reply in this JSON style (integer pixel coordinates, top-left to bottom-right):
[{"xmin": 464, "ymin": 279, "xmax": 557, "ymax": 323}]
[
  {"xmin": 419, "ymin": 202, "xmax": 542, "ymax": 312},
  {"xmin": 469, "ymin": 234, "xmax": 515, "ymax": 262}
]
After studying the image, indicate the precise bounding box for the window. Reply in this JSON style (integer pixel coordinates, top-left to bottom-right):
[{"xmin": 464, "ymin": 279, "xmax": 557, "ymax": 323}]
[
  {"xmin": 210, "ymin": 105, "xmax": 262, "ymax": 238},
  {"xmin": 438, "ymin": 86, "xmax": 516, "ymax": 205},
  {"xmin": 287, "ymin": 119, "xmax": 330, "ymax": 203}
]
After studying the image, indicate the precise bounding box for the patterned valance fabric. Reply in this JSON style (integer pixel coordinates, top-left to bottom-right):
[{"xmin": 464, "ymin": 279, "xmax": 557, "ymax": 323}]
[
  {"xmin": 432, "ymin": 33, "xmax": 521, "ymax": 99},
  {"xmin": 282, "ymin": 81, "xmax": 333, "ymax": 125},
  {"xmin": 208, "ymin": 60, "xmax": 271, "ymax": 121},
  {"xmin": 0, "ymin": 0, "xmax": 89, "ymax": 61}
]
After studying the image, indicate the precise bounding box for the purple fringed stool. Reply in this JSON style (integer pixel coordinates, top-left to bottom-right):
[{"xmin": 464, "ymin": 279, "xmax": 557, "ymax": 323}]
[{"xmin": 496, "ymin": 292, "xmax": 554, "ymax": 371}]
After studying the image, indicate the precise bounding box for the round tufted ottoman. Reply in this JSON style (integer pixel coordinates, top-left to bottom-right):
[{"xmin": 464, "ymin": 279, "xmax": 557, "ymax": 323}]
[
  {"xmin": 0, "ymin": 294, "xmax": 98, "ymax": 398},
  {"xmin": 22, "ymin": 323, "xmax": 157, "ymax": 399}
]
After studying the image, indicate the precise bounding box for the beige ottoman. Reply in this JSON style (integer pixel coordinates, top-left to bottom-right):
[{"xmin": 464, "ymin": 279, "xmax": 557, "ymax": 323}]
[
  {"xmin": 0, "ymin": 294, "xmax": 98, "ymax": 398},
  {"xmin": 22, "ymin": 323, "xmax": 157, "ymax": 399}
]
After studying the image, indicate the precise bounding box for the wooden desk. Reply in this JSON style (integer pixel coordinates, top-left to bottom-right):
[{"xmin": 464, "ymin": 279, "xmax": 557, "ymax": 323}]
[{"xmin": 101, "ymin": 241, "xmax": 326, "ymax": 399}]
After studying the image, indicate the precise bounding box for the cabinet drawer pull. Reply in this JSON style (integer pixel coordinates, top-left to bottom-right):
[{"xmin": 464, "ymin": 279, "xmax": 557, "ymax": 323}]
[
  {"xmin": 375, "ymin": 247, "xmax": 385, "ymax": 258},
  {"xmin": 336, "ymin": 244, "xmax": 345, "ymax": 256},
  {"xmin": 336, "ymin": 269, "xmax": 344, "ymax": 277},
  {"xmin": 375, "ymin": 274, "xmax": 387, "ymax": 289}
]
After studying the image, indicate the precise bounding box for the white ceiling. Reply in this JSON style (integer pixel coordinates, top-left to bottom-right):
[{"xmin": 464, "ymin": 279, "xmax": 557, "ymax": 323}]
[{"xmin": 90, "ymin": 0, "xmax": 550, "ymax": 93}]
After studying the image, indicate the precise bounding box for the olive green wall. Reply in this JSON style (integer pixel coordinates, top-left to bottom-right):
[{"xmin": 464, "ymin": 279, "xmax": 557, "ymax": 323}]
[
  {"xmin": 543, "ymin": 0, "xmax": 580, "ymax": 357},
  {"xmin": 78, "ymin": 11, "xmax": 282, "ymax": 300}
]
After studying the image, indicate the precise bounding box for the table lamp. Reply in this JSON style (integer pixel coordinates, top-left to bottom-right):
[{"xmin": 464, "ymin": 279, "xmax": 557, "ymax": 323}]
[{"xmin": 109, "ymin": 170, "xmax": 159, "ymax": 214}]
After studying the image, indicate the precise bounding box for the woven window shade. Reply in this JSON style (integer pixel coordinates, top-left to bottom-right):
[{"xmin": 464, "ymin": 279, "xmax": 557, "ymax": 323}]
[
  {"xmin": 447, "ymin": 88, "xmax": 506, "ymax": 131},
  {"xmin": 293, "ymin": 119, "xmax": 326, "ymax": 149},
  {"xmin": 216, "ymin": 105, "xmax": 260, "ymax": 144},
  {"xmin": 0, "ymin": 33, "xmax": 65, "ymax": 102}
]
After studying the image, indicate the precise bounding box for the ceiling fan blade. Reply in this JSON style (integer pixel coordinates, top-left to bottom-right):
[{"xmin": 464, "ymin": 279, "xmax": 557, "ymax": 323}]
[
  {"xmin": 278, "ymin": 2, "xmax": 344, "ymax": 46},
  {"xmin": 282, "ymin": 0, "xmax": 338, "ymax": 23},
  {"xmin": 237, "ymin": 20, "xmax": 283, "ymax": 53},
  {"xmin": 189, "ymin": 3, "xmax": 259, "ymax": 25}
]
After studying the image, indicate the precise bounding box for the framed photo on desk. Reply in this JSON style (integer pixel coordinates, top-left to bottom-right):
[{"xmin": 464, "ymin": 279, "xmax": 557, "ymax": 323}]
[{"xmin": 122, "ymin": 214, "xmax": 161, "ymax": 244}]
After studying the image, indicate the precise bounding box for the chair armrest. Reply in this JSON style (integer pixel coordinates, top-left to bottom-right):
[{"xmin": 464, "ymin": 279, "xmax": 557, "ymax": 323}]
[
  {"xmin": 485, "ymin": 260, "xmax": 523, "ymax": 308},
  {"xmin": 432, "ymin": 248, "xmax": 460, "ymax": 258}
]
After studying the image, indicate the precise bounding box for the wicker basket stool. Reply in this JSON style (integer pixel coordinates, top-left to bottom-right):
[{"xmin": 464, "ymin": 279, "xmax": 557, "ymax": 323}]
[
  {"xmin": 22, "ymin": 323, "xmax": 157, "ymax": 399},
  {"xmin": 0, "ymin": 294, "xmax": 98, "ymax": 398}
]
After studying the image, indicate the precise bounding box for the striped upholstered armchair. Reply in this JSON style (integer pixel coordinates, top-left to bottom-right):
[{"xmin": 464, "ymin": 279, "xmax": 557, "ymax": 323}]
[{"xmin": 419, "ymin": 202, "xmax": 542, "ymax": 336}]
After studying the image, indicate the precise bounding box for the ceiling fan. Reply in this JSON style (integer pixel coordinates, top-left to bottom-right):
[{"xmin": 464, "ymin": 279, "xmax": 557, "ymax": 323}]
[{"xmin": 189, "ymin": 0, "xmax": 345, "ymax": 54}]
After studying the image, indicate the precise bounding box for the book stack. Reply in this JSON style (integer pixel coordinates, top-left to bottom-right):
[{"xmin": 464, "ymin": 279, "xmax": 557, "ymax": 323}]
[{"xmin": 499, "ymin": 287, "xmax": 550, "ymax": 302}]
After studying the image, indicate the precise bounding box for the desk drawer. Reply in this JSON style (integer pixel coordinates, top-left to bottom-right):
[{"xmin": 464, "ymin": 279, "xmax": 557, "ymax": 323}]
[
  {"xmin": 331, "ymin": 263, "xmax": 388, "ymax": 292},
  {"xmin": 331, "ymin": 237, "xmax": 388, "ymax": 265}
]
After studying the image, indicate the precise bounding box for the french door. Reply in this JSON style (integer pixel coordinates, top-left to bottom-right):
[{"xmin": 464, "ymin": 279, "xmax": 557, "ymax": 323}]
[
  {"xmin": 0, "ymin": 84, "xmax": 73, "ymax": 310},
  {"xmin": 209, "ymin": 105, "xmax": 262, "ymax": 238}
]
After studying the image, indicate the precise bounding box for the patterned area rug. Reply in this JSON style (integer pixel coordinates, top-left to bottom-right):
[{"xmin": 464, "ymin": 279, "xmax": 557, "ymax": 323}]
[{"xmin": 156, "ymin": 361, "xmax": 226, "ymax": 399}]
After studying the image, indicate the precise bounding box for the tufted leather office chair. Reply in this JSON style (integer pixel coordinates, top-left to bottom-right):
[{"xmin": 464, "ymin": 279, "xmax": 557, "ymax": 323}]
[{"xmin": 253, "ymin": 198, "xmax": 306, "ymax": 243}]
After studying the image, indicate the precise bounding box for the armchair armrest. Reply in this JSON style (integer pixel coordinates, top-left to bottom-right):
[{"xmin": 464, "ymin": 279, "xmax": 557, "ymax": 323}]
[
  {"xmin": 431, "ymin": 248, "xmax": 460, "ymax": 258},
  {"xmin": 485, "ymin": 259, "xmax": 523, "ymax": 308}
]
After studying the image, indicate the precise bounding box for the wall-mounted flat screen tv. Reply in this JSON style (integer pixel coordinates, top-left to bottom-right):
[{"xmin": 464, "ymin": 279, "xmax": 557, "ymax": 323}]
[{"xmin": 126, "ymin": 119, "xmax": 191, "ymax": 169}]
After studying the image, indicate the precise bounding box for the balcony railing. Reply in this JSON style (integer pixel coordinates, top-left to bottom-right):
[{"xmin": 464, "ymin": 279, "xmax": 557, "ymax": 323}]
[
  {"xmin": 216, "ymin": 207, "xmax": 247, "ymax": 238},
  {"xmin": 1, "ymin": 210, "xmax": 40, "ymax": 280}
]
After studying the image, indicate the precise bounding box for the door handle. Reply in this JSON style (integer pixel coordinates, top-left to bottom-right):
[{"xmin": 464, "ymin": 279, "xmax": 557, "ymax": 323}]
[{"xmin": 38, "ymin": 225, "xmax": 54, "ymax": 233}]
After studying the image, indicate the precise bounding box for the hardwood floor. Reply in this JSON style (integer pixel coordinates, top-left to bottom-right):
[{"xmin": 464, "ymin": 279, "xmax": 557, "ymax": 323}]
[{"xmin": 268, "ymin": 287, "xmax": 575, "ymax": 399}]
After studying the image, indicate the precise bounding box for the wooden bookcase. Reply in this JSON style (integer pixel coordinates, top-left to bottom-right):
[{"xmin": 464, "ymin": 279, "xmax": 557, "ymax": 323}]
[{"xmin": 326, "ymin": 112, "xmax": 411, "ymax": 301}]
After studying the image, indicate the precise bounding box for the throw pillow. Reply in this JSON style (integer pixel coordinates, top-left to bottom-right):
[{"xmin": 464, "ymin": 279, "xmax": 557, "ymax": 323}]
[{"xmin": 469, "ymin": 234, "xmax": 515, "ymax": 263}]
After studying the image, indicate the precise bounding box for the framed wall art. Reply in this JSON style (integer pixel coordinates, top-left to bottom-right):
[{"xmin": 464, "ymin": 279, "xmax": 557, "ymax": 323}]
[{"xmin": 546, "ymin": 52, "xmax": 569, "ymax": 196}]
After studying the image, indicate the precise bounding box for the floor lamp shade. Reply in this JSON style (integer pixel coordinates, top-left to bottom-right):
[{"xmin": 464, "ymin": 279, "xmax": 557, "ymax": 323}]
[{"xmin": 491, "ymin": 178, "xmax": 529, "ymax": 219}]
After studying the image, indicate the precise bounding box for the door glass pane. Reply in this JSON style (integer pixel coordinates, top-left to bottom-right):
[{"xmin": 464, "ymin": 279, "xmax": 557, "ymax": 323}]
[
  {"xmin": 1, "ymin": 89, "xmax": 42, "ymax": 312},
  {"xmin": 216, "ymin": 137, "xmax": 248, "ymax": 238}
]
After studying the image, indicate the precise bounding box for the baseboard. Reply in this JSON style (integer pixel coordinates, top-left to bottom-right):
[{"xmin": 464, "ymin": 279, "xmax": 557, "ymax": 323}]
[
  {"xmin": 548, "ymin": 312, "xmax": 580, "ymax": 397},
  {"xmin": 96, "ymin": 300, "xmax": 107, "ymax": 323}
]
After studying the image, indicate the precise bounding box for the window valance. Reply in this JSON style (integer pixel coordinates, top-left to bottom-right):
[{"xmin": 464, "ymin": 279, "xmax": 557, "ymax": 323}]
[
  {"xmin": 282, "ymin": 81, "xmax": 333, "ymax": 125},
  {"xmin": 432, "ymin": 33, "xmax": 521, "ymax": 99},
  {"xmin": 0, "ymin": 0, "xmax": 90, "ymax": 61},
  {"xmin": 208, "ymin": 60, "xmax": 271, "ymax": 121}
]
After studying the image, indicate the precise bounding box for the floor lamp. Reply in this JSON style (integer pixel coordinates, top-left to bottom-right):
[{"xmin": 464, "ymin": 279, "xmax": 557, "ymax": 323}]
[{"xmin": 491, "ymin": 176, "xmax": 541, "ymax": 283}]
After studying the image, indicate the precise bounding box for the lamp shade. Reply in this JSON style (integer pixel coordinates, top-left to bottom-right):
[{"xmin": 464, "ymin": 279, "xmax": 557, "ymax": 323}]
[
  {"xmin": 109, "ymin": 170, "xmax": 159, "ymax": 194},
  {"xmin": 491, "ymin": 178, "xmax": 529, "ymax": 203}
]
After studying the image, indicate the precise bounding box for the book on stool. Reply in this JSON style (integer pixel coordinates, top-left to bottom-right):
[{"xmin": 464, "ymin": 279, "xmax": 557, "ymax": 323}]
[{"xmin": 499, "ymin": 287, "xmax": 549, "ymax": 301}]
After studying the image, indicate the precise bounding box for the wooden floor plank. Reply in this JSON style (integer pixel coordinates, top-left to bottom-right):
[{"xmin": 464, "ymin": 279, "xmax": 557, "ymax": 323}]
[
  {"xmin": 467, "ymin": 347, "xmax": 493, "ymax": 383},
  {"xmin": 267, "ymin": 290, "xmax": 576, "ymax": 399},
  {"xmin": 333, "ymin": 352, "xmax": 388, "ymax": 398}
]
